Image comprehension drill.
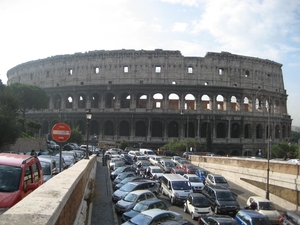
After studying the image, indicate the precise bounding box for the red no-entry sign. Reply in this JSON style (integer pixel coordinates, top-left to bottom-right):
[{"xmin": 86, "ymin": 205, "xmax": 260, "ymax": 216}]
[{"xmin": 51, "ymin": 123, "xmax": 71, "ymax": 142}]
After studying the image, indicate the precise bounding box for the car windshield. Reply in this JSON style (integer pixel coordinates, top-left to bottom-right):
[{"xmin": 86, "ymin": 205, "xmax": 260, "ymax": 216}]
[
  {"xmin": 174, "ymin": 170, "xmax": 184, "ymax": 175},
  {"xmin": 119, "ymin": 183, "xmax": 136, "ymax": 192},
  {"xmin": 152, "ymin": 168, "xmax": 163, "ymax": 173},
  {"xmin": 40, "ymin": 161, "xmax": 51, "ymax": 175},
  {"xmin": 135, "ymin": 152, "xmax": 143, "ymax": 156},
  {"xmin": 189, "ymin": 176, "xmax": 201, "ymax": 182},
  {"xmin": 165, "ymin": 162, "xmax": 175, "ymax": 167},
  {"xmin": 123, "ymin": 193, "xmax": 138, "ymax": 202},
  {"xmin": 193, "ymin": 197, "xmax": 210, "ymax": 207},
  {"xmin": 216, "ymin": 191, "xmax": 235, "ymax": 201},
  {"xmin": 117, "ymin": 173, "xmax": 129, "ymax": 180},
  {"xmin": 215, "ymin": 176, "xmax": 227, "ymax": 183},
  {"xmin": 198, "ymin": 170, "xmax": 208, "ymax": 176},
  {"xmin": 0, "ymin": 165, "xmax": 21, "ymax": 192},
  {"xmin": 141, "ymin": 162, "xmax": 151, "ymax": 167},
  {"xmin": 258, "ymin": 201, "xmax": 276, "ymax": 210},
  {"xmin": 129, "ymin": 213, "xmax": 152, "ymax": 225},
  {"xmin": 172, "ymin": 181, "xmax": 192, "ymax": 190},
  {"xmin": 133, "ymin": 202, "xmax": 149, "ymax": 212},
  {"xmin": 115, "ymin": 167, "xmax": 126, "ymax": 172}
]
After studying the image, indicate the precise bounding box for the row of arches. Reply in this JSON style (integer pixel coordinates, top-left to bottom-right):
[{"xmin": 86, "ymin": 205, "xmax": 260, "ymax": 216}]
[{"xmin": 51, "ymin": 91, "xmax": 287, "ymax": 114}]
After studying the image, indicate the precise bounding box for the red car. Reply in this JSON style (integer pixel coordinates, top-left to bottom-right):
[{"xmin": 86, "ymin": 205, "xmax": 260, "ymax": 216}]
[{"xmin": 181, "ymin": 164, "xmax": 198, "ymax": 174}]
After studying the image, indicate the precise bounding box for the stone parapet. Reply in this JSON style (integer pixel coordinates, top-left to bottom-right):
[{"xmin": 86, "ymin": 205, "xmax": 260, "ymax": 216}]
[
  {"xmin": 0, "ymin": 155, "xmax": 97, "ymax": 225},
  {"xmin": 190, "ymin": 155, "xmax": 300, "ymax": 210}
]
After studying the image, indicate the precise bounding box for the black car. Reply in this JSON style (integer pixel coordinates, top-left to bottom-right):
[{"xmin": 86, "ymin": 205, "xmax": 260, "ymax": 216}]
[
  {"xmin": 163, "ymin": 150, "xmax": 179, "ymax": 157},
  {"xmin": 110, "ymin": 166, "xmax": 135, "ymax": 180},
  {"xmin": 198, "ymin": 215, "xmax": 238, "ymax": 225},
  {"xmin": 113, "ymin": 176, "xmax": 147, "ymax": 191},
  {"xmin": 201, "ymin": 184, "xmax": 240, "ymax": 216},
  {"xmin": 122, "ymin": 154, "xmax": 134, "ymax": 165}
]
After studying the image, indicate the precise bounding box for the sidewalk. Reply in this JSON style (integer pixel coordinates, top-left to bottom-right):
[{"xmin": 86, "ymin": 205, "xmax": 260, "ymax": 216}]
[{"xmin": 91, "ymin": 157, "xmax": 118, "ymax": 225}]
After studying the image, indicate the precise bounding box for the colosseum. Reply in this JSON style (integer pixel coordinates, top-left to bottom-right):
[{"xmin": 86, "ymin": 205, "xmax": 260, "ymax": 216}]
[{"xmin": 7, "ymin": 49, "xmax": 292, "ymax": 156}]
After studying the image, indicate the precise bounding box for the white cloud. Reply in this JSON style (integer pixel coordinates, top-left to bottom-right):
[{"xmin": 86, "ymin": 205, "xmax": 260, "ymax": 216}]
[
  {"xmin": 172, "ymin": 22, "xmax": 188, "ymax": 32},
  {"xmin": 159, "ymin": 0, "xmax": 202, "ymax": 7}
]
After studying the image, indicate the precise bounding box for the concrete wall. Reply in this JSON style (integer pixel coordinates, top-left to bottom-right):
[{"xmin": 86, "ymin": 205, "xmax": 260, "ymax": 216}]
[
  {"xmin": 1, "ymin": 138, "xmax": 48, "ymax": 153},
  {"xmin": 190, "ymin": 155, "xmax": 300, "ymax": 210},
  {"xmin": 0, "ymin": 155, "xmax": 97, "ymax": 225}
]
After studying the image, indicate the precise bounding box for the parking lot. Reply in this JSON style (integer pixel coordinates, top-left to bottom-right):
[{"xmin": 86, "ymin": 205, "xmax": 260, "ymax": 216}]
[{"xmin": 91, "ymin": 155, "xmax": 285, "ymax": 225}]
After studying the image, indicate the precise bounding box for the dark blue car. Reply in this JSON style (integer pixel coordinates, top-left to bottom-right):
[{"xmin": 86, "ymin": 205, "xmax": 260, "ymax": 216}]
[
  {"xmin": 235, "ymin": 209, "xmax": 272, "ymax": 225},
  {"xmin": 122, "ymin": 154, "xmax": 134, "ymax": 165},
  {"xmin": 195, "ymin": 168, "xmax": 209, "ymax": 184}
]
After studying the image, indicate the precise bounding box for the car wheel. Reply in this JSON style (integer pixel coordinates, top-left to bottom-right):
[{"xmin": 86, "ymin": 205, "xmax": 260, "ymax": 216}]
[
  {"xmin": 191, "ymin": 212, "xmax": 196, "ymax": 220},
  {"xmin": 214, "ymin": 206, "xmax": 218, "ymax": 214},
  {"xmin": 183, "ymin": 204, "xmax": 188, "ymax": 213},
  {"xmin": 170, "ymin": 196, "xmax": 175, "ymax": 205}
]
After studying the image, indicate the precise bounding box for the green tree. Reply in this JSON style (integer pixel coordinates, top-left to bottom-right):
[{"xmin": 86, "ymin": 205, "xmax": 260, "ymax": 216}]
[
  {"xmin": 0, "ymin": 82, "xmax": 21, "ymax": 148},
  {"xmin": 205, "ymin": 122, "xmax": 212, "ymax": 152},
  {"xmin": 119, "ymin": 140, "xmax": 129, "ymax": 150},
  {"xmin": 9, "ymin": 83, "xmax": 49, "ymax": 118},
  {"xmin": 290, "ymin": 131, "xmax": 300, "ymax": 144},
  {"xmin": 68, "ymin": 125, "xmax": 83, "ymax": 144},
  {"xmin": 272, "ymin": 142, "xmax": 298, "ymax": 159}
]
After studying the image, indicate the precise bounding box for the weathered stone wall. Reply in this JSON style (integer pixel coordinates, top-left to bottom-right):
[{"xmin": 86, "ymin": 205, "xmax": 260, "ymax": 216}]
[{"xmin": 1, "ymin": 138, "xmax": 48, "ymax": 153}]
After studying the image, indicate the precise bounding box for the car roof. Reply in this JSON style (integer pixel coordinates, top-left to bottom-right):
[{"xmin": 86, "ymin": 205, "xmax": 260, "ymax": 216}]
[
  {"xmin": 141, "ymin": 209, "xmax": 177, "ymax": 217},
  {"xmin": 238, "ymin": 209, "xmax": 269, "ymax": 218},
  {"xmin": 206, "ymin": 184, "xmax": 229, "ymax": 190},
  {"xmin": 137, "ymin": 198, "xmax": 165, "ymax": 205},
  {"xmin": 148, "ymin": 166, "xmax": 161, "ymax": 169},
  {"xmin": 204, "ymin": 215, "xmax": 236, "ymax": 222},
  {"xmin": 248, "ymin": 196, "xmax": 270, "ymax": 202},
  {"xmin": 188, "ymin": 193, "xmax": 206, "ymax": 198},
  {"xmin": 129, "ymin": 189, "xmax": 153, "ymax": 195},
  {"xmin": 184, "ymin": 174, "xmax": 198, "ymax": 177},
  {"xmin": 0, "ymin": 153, "xmax": 36, "ymax": 167}
]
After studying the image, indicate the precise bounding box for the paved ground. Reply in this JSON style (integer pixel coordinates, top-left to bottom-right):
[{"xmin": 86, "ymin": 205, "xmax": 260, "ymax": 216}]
[{"xmin": 91, "ymin": 157, "xmax": 118, "ymax": 225}]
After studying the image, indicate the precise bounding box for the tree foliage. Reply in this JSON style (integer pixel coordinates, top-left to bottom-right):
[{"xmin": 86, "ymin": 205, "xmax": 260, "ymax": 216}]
[
  {"xmin": 0, "ymin": 81, "xmax": 21, "ymax": 148},
  {"xmin": 9, "ymin": 83, "xmax": 49, "ymax": 118},
  {"xmin": 68, "ymin": 125, "xmax": 83, "ymax": 144},
  {"xmin": 119, "ymin": 140, "xmax": 129, "ymax": 150},
  {"xmin": 160, "ymin": 138, "xmax": 201, "ymax": 152},
  {"xmin": 271, "ymin": 142, "xmax": 298, "ymax": 159},
  {"xmin": 290, "ymin": 131, "xmax": 300, "ymax": 144}
]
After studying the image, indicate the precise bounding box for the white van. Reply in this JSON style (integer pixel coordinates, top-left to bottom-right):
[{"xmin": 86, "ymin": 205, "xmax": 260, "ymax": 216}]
[
  {"xmin": 160, "ymin": 174, "xmax": 193, "ymax": 205},
  {"xmin": 139, "ymin": 149, "xmax": 156, "ymax": 157}
]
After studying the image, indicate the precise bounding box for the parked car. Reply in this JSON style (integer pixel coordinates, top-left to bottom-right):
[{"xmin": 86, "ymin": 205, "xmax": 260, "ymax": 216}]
[
  {"xmin": 159, "ymin": 159, "xmax": 176, "ymax": 173},
  {"xmin": 104, "ymin": 150, "xmax": 121, "ymax": 159},
  {"xmin": 115, "ymin": 189, "xmax": 157, "ymax": 214},
  {"xmin": 47, "ymin": 140, "xmax": 59, "ymax": 150},
  {"xmin": 112, "ymin": 181, "xmax": 160, "ymax": 203},
  {"xmin": 163, "ymin": 150, "xmax": 179, "ymax": 156},
  {"xmin": 182, "ymin": 152, "xmax": 194, "ymax": 159},
  {"xmin": 235, "ymin": 209, "xmax": 272, "ymax": 225},
  {"xmin": 279, "ymin": 211, "xmax": 300, "ymax": 225},
  {"xmin": 121, "ymin": 209, "xmax": 182, "ymax": 225},
  {"xmin": 181, "ymin": 163, "xmax": 198, "ymax": 174},
  {"xmin": 121, "ymin": 199, "xmax": 168, "ymax": 222},
  {"xmin": 0, "ymin": 153, "xmax": 44, "ymax": 214},
  {"xmin": 171, "ymin": 156, "xmax": 182, "ymax": 165},
  {"xmin": 112, "ymin": 161, "xmax": 126, "ymax": 171},
  {"xmin": 113, "ymin": 176, "xmax": 147, "ymax": 191},
  {"xmin": 145, "ymin": 166, "xmax": 164, "ymax": 180},
  {"xmin": 149, "ymin": 155, "xmax": 163, "ymax": 166},
  {"xmin": 170, "ymin": 167, "xmax": 185, "ymax": 175},
  {"xmin": 112, "ymin": 172, "xmax": 136, "ymax": 187},
  {"xmin": 205, "ymin": 174, "xmax": 229, "ymax": 188},
  {"xmin": 184, "ymin": 193, "xmax": 213, "ymax": 220},
  {"xmin": 121, "ymin": 154, "xmax": 134, "ymax": 165},
  {"xmin": 56, "ymin": 152, "xmax": 75, "ymax": 168},
  {"xmin": 198, "ymin": 215, "xmax": 238, "ymax": 225},
  {"xmin": 110, "ymin": 166, "xmax": 135, "ymax": 180},
  {"xmin": 128, "ymin": 151, "xmax": 148, "ymax": 160},
  {"xmin": 183, "ymin": 174, "xmax": 204, "ymax": 192},
  {"xmin": 109, "ymin": 157, "xmax": 123, "ymax": 170},
  {"xmin": 38, "ymin": 155, "xmax": 67, "ymax": 173},
  {"xmin": 176, "ymin": 159, "xmax": 190, "ymax": 168},
  {"xmin": 38, "ymin": 157, "xmax": 57, "ymax": 182},
  {"xmin": 195, "ymin": 168, "xmax": 209, "ymax": 184},
  {"xmin": 246, "ymin": 196, "xmax": 280, "ymax": 224},
  {"xmin": 202, "ymin": 184, "xmax": 240, "ymax": 215}
]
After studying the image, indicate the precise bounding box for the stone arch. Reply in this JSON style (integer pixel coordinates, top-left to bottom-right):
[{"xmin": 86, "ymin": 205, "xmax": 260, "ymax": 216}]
[
  {"xmin": 135, "ymin": 121, "xmax": 147, "ymax": 136},
  {"xmin": 152, "ymin": 121, "xmax": 163, "ymax": 137},
  {"xmin": 184, "ymin": 94, "xmax": 196, "ymax": 110},
  {"xmin": 104, "ymin": 120, "xmax": 114, "ymax": 135},
  {"xmin": 119, "ymin": 120, "xmax": 130, "ymax": 136},
  {"xmin": 65, "ymin": 94, "xmax": 74, "ymax": 109},
  {"xmin": 282, "ymin": 125, "xmax": 286, "ymax": 138},
  {"xmin": 90, "ymin": 120, "xmax": 99, "ymax": 135},
  {"xmin": 168, "ymin": 93, "xmax": 180, "ymax": 110},
  {"xmin": 256, "ymin": 124, "xmax": 263, "ymax": 139},
  {"xmin": 243, "ymin": 96, "xmax": 252, "ymax": 112},
  {"xmin": 120, "ymin": 92, "xmax": 131, "ymax": 108},
  {"xmin": 91, "ymin": 93, "xmax": 100, "ymax": 108},
  {"xmin": 230, "ymin": 95, "xmax": 240, "ymax": 111},
  {"xmin": 136, "ymin": 93, "xmax": 147, "ymax": 108},
  {"xmin": 231, "ymin": 122, "xmax": 240, "ymax": 138},
  {"xmin": 105, "ymin": 93, "xmax": 115, "ymax": 108},
  {"xmin": 153, "ymin": 93, "xmax": 163, "ymax": 109},
  {"xmin": 184, "ymin": 120, "xmax": 195, "ymax": 138},
  {"xmin": 200, "ymin": 122, "xmax": 208, "ymax": 138},
  {"xmin": 201, "ymin": 94, "xmax": 211, "ymax": 110},
  {"xmin": 216, "ymin": 122, "xmax": 227, "ymax": 138},
  {"xmin": 216, "ymin": 94, "xmax": 226, "ymax": 111},
  {"xmin": 244, "ymin": 123, "xmax": 252, "ymax": 138},
  {"xmin": 275, "ymin": 124, "xmax": 280, "ymax": 139},
  {"xmin": 77, "ymin": 93, "xmax": 86, "ymax": 109},
  {"xmin": 53, "ymin": 94, "xmax": 62, "ymax": 109},
  {"xmin": 168, "ymin": 121, "xmax": 179, "ymax": 137}
]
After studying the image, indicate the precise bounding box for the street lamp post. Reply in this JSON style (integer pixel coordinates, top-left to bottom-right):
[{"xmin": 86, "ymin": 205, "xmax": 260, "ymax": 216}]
[{"xmin": 85, "ymin": 109, "xmax": 92, "ymax": 159}]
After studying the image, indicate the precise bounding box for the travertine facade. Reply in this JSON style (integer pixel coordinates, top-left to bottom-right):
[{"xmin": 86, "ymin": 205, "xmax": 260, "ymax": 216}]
[{"xmin": 7, "ymin": 49, "xmax": 292, "ymax": 155}]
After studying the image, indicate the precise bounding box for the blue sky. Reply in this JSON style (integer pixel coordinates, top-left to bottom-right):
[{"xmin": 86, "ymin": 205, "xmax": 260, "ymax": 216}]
[{"xmin": 1, "ymin": 0, "xmax": 300, "ymax": 125}]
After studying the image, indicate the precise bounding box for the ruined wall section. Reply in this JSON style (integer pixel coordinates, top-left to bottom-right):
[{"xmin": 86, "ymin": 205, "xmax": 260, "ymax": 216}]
[{"xmin": 7, "ymin": 50, "xmax": 285, "ymax": 95}]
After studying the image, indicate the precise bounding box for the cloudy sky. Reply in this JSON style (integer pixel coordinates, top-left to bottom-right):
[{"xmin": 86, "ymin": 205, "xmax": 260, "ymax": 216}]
[{"xmin": 1, "ymin": 0, "xmax": 300, "ymax": 125}]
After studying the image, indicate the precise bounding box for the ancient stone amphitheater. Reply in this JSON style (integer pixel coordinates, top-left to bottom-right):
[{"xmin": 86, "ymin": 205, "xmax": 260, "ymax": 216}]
[{"xmin": 7, "ymin": 49, "xmax": 292, "ymax": 155}]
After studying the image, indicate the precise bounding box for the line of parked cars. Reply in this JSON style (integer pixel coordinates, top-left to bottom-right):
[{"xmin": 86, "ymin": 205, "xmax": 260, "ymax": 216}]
[{"xmin": 106, "ymin": 148, "xmax": 293, "ymax": 225}]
